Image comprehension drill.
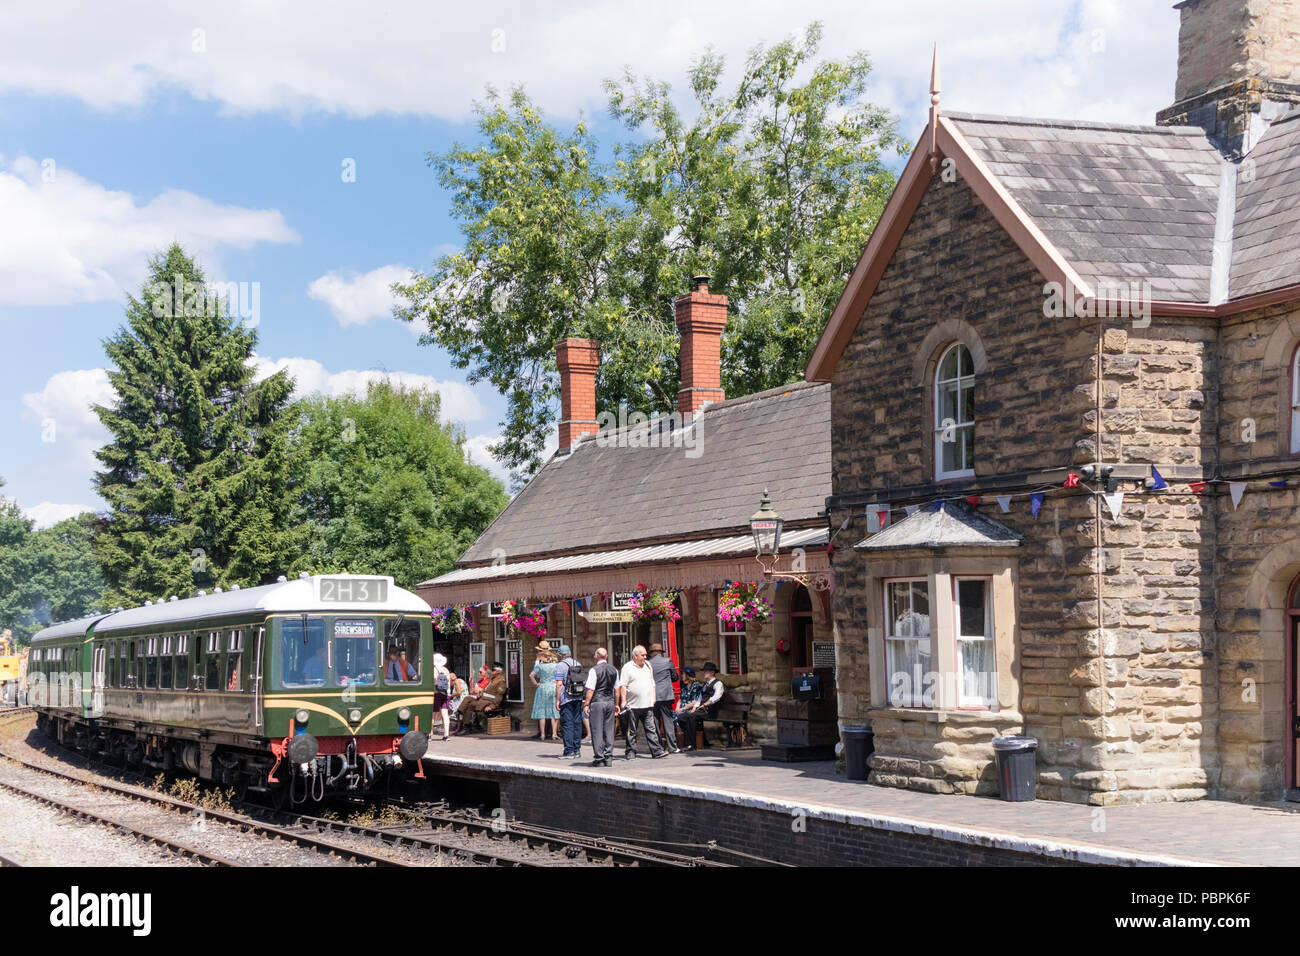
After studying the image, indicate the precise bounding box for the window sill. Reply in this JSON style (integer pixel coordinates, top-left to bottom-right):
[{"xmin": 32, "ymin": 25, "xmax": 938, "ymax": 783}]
[{"xmin": 866, "ymin": 705, "xmax": 1023, "ymax": 725}]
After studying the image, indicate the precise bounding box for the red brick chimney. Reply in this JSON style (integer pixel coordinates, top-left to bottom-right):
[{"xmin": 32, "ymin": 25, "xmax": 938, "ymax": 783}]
[
  {"xmin": 556, "ymin": 338, "xmax": 600, "ymax": 451},
  {"xmin": 675, "ymin": 276, "xmax": 728, "ymax": 417}
]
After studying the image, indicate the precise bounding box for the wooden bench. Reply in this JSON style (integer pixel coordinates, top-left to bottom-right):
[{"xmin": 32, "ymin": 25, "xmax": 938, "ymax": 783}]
[{"xmin": 701, "ymin": 691, "xmax": 755, "ymax": 748}]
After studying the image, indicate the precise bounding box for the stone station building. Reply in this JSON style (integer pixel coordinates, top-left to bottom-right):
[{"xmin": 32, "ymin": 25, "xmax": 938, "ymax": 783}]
[{"xmin": 805, "ymin": 0, "xmax": 1300, "ymax": 805}]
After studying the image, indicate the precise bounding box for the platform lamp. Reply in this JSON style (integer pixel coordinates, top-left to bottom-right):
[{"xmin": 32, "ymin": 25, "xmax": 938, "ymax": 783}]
[{"xmin": 750, "ymin": 489, "xmax": 783, "ymax": 570}]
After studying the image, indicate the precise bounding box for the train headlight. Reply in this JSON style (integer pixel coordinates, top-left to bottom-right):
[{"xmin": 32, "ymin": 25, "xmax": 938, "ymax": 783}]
[
  {"xmin": 348, "ymin": 708, "xmax": 362, "ymax": 724},
  {"xmin": 294, "ymin": 708, "xmax": 310, "ymax": 725},
  {"xmin": 397, "ymin": 707, "xmax": 411, "ymax": 722}
]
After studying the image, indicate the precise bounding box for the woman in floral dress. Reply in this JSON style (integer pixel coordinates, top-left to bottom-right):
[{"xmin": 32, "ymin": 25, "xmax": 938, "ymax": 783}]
[{"xmin": 529, "ymin": 641, "xmax": 561, "ymax": 740}]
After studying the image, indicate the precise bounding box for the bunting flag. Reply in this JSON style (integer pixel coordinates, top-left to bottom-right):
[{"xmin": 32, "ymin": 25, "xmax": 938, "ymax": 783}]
[
  {"xmin": 1031, "ymin": 493, "xmax": 1044, "ymax": 518},
  {"xmin": 932, "ymin": 500, "xmax": 944, "ymax": 513},
  {"xmin": 965, "ymin": 495, "xmax": 981, "ymax": 506},
  {"xmin": 1063, "ymin": 473, "xmax": 1080, "ymax": 488},
  {"xmin": 904, "ymin": 504, "xmax": 920, "ymax": 516},
  {"xmin": 1270, "ymin": 479, "xmax": 1289, "ymax": 489},
  {"xmin": 877, "ymin": 507, "xmax": 890, "ymax": 530},
  {"xmin": 1150, "ymin": 466, "xmax": 1167, "ymax": 490},
  {"xmin": 839, "ymin": 514, "xmax": 852, "ymax": 531},
  {"xmin": 1229, "ymin": 482, "xmax": 1246, "ymax": 509},
  {"xmin": 1189, "ymin": 480, "xmax": 1207, "ymax": 495},
  {"xmin": 1103, "ymin": 492, "xmax": 1124, "ymax": 520},
  {"xmin": 865, "ymin": 510, "xmax": 880, "ymax": 533},
  {"xmin": 996, "ymin": 495, "xmax": 1011, "ymax": 513}
]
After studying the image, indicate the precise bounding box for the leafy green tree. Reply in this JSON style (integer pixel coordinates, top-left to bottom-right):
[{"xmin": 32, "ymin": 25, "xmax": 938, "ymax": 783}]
[
  {"xmin": 0, "ymin": 479, "xmax": 36, "ymax": 639},
  {"xmin": 288, "ymin": 381, "xmax": 509, "ymax": 588},
  {"xmin": 93, "ymin": 244, "xmax": 297, "ymax": 608},
  {"xmin": 0, "ymin": 481, "xmax": 106, "ymax": 642},
  {"xmin": 396, "ymin": 23, "xmax": 903, "ymax": 479}
]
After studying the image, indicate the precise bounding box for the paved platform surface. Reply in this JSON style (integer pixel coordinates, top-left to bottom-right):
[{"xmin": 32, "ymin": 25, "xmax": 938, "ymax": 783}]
[{"xmin": 423, "ymin": 732, "xmax": 1300, "ymax": 866}]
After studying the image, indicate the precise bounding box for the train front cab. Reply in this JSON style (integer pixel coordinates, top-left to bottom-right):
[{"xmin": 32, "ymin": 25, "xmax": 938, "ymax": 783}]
[{"xmin": 263, "ymin": 610, "xmax": 434, "ymax": 796}]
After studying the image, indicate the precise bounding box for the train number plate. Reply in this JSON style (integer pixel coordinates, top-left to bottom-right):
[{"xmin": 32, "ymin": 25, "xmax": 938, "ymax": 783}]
[{"xmin": 318, "ymin": 577, "xmax": 388, "ymax": 603}]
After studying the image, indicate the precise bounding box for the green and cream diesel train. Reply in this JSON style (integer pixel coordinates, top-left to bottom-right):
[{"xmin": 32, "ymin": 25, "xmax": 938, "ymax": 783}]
[{"xmin": 28, "ymin": 574, "xmax": 435, "ymax": 804}]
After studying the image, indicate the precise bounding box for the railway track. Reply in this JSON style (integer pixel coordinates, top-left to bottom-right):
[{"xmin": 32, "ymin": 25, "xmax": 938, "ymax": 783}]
[{"xmin": 1, "ymin": 708, "xmax": 731, "ymax": 866}]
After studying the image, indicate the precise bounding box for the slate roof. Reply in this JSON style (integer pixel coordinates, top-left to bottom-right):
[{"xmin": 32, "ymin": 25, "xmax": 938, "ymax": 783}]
[
  {"xmin": 457, "ymin": 380, "xmax": 831, "ymax": 566},
  {"xmin": 855, "ymin": 501, "xmax": 1022, "ymax": 552},
  {"xmin": 1232, "ymin": 109, "xmax": 1300, "ymax": 298},
  {"xmin": 947, "ymin": 109, "xmax": 1300, "ymax": 304},
  {"xmin": 947, "ymin": 113, "xmax": 1224, "ymax": 302}
]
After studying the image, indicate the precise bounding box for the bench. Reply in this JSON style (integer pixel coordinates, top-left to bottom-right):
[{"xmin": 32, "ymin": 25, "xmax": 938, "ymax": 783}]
[
  {"xmin": 701, "ymin": 691, "xmax": 755, "ymax": 748},
  {"xmin": 456, "ymin": 696, "xmax": 518, "ymax": 733}
]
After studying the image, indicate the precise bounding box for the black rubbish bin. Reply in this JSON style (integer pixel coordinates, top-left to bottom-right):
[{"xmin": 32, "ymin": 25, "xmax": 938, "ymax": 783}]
[
  {"xmin": 841, "ymin": 725, "xmax": 874, "ymax": 781},
  {"xmin": 993, "ymin": 736, "xmax": 1038, "ymax": 801}
]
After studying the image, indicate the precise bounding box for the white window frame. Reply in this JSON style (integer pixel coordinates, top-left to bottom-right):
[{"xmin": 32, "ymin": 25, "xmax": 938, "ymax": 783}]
[
  {"xmin": 884, "ymin": 577, "xmax": 933, "ymax": 709},
  {"xmin": 934, "ymin": 343, "xmax": 975, "ymax": 480},
  {"xmin": 953, "ymin": 576, "xmax": 997, "ymax": 709},
  {"xmin": 1291, "ymin": 347, "xmax": 1300, "ymax": 454},
  {"xmin": 207, "ymin": 631, "xmax": 220, "ymax": 654},
  {"xmin": 717, "ymin": 614, "xmax": 747, "ymax": 676},
  {"xmin": 228, "ymin": 629, "xmax": 243, "ymax": 653}
]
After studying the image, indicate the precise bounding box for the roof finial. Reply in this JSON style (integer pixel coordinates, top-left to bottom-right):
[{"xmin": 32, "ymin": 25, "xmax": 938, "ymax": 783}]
[{"xmin": 929, "ymin": 43, "xmax": 942, "ymax": 173}]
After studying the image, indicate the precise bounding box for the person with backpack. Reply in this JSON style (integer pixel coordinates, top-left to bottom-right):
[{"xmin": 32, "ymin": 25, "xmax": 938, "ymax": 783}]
[
  {"xmin": 432, "ymin": 653, "xmax": 453, "ymax": 741},
  {"xmin": 553, "ymin": 643, "xmax": 585, "ymax": 759}
]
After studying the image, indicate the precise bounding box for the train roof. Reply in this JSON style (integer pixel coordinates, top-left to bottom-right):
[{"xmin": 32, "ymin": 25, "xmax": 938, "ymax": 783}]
[
  {"xmin": 32, "ymin": 575, "xmax": 430, "ymax": 643},
  {"xmin": 29, "ymin": 613, "xmax": 115, "ymax": 644}
]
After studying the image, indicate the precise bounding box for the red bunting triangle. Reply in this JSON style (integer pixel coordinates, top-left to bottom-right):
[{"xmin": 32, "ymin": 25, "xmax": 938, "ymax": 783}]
[
  {"xmin": 1063, "ymin": 473, "xmax": 1080, "ymax": 488},
  {"xmin": 1189, "ymin": 480, "xmax": 1207, "ymax": 495},
  {"xmin": 965, "ymin": 495, "xmax": 981, "ymax": 506}
]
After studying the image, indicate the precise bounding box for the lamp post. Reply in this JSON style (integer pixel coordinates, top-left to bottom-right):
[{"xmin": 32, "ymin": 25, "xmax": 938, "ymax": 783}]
[
  {"xmin": 750, "ymin": 489, "xmax": 783, "ymax": 562},
  {"xmin": 750, "ymin": 490, "xmax": 831, "ymax": 591}
]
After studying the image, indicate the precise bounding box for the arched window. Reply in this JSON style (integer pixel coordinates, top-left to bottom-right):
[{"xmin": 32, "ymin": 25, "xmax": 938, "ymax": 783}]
[
  {"xmin": 1291, "ymin": 346, "xmax": 1300, "ymax": 454},
  {"xmin": 935, "ymin": 343, "xmax": 975, "ymax": 479}
]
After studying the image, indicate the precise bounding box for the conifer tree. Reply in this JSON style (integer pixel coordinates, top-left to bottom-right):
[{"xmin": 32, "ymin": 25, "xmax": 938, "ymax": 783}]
[{"xmin": 93, "ymin": 244, "xmax": 296, "ymax": 608}]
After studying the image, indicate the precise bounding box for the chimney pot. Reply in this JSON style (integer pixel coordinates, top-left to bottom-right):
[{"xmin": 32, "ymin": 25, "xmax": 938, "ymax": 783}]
[
  {"xmin": 556, "ymin": 337, "xmax": 600, "ymax": 452},
  {"xmin": 675, "ymin": 279, "xmax": 728, "ymax": 418}
]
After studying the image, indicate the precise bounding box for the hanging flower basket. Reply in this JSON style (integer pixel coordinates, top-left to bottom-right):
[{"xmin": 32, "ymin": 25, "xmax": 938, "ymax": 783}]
[
  {"xmin": 628, "ymin": 584, "xmax": 681, "ymax": 623},
  {"xmin": 717, "ymin": 582, "xmax": 772, "ymax": 628},
  {"xmin": 430, "ymin": 605, "xmax": 471, "ymax": 635},
  {"xmin": 499, "ymin": 600, "xmax": 548, "ymax": 641}
]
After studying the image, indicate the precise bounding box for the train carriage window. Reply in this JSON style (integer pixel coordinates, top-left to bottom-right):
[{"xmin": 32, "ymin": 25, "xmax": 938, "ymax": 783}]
[
  {"xmin": 144, "ymin": 638, "xmax": 158, "ymax": 689},
  {"xmin": 175, "ymin": 635, "xmax": 190, "ymax": 690},
  {"xmin": 127, "ymin": 640, "xmax": 137, "ymax": 687},
  {"xmin": 159, "ymin": 636, "xmax": 173, "ymax": 689},
  {"xmin": 281, "ymin": 617, "xmax": 327, "ymax": 687},
  {"xmin": 106, "ymin": 643, "xmax": 116, "ymax": 688},
  {"xmin": 205, "ymin": 633, "xmax": 222, "ymax": 692},
  {"xmin": 225, "ymin": 630, "xmax": 243, "ymax": 692},
  {"xmin": 333, "ymin": 618, "xmax": 377, "ymax": 687},
  {"xmin": 384, "ymin": 618, "xmax": 422, "ymax": 683}
]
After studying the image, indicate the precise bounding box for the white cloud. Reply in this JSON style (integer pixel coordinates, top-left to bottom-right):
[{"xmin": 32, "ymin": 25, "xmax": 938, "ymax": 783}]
[
  {"xmin": 23, "ymin": 501, "xmax": 98, "ymax": 529},
  {"xmin": 0, "ymin": 155, "xmax": 299, "ymax": 307},
  {"xmin": 251, "ymin": 355, "xmax": 489, "ymax": 424},
  {"xmin": 20, "ymin": 367, "xmax": 115, "ymax": 473},
  {"xmin": 0, "ymin": 2, "xmax": 1179, "ymax": 128},
  {"xmin": 307, "ymin": 264, "xmax": 412, "ymax": 328}
]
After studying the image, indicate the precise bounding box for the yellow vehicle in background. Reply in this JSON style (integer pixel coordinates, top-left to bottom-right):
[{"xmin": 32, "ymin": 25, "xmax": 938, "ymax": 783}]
[{"xmin": 0, "ymin": 629, "xmax": 24, "ymax": 705}]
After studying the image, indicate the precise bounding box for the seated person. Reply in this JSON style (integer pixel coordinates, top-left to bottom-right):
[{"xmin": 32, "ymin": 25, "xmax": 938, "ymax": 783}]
[
  {"xmin": 673, "ymin": 661, "xmax": 724, "ymax": 750},
  {"xmin": 300, "ymin": 644, "xmax": 327, "ymax": 685},
  {"xmin": 455, "ymin": 662, "xmax": 507, "ymax": 734},
  {"xmin": 385, "ymin": 647, "xmax": 418, "ymax": 682}
]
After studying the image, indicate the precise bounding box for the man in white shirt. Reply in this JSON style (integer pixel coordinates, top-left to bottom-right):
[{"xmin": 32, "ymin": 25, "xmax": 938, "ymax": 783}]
[{"xmin": 617, "ymin": 645, "xmax": 666, "ymax": 759}]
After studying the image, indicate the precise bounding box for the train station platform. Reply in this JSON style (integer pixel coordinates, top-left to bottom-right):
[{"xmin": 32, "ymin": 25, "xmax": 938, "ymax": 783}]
[{"xmin": 422, "ymin": 733, "xmax": 1299, "ymax": 866}]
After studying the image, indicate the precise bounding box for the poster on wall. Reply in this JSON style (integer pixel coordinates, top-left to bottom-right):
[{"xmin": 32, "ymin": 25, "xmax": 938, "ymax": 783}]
[
  {"xmin": 506, "ymin": 639, "xmax": 523, "ymax": 702},
  {"xmin": 469, "ymin": 641, "xmax": 486, "ymax": 683},
  {"xmin": 812, "ymin": 641, "xmax": 836, "ymax": 672}
]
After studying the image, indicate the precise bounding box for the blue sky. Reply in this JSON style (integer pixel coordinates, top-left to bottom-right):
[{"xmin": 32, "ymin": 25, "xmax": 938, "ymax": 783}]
[{"xmin": 0, "ymin": 0, "xmax": 1178, "ymax": 525}]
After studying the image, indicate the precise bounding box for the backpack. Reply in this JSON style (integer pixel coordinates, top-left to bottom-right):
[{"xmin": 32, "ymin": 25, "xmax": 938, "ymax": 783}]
[
  {"xmin": 563, "ymin": 658, "xmax": 587, "ymax": 698},
  {"xmin": 435, "ymin": 671, "xmax": 449, "ymax": 693}
]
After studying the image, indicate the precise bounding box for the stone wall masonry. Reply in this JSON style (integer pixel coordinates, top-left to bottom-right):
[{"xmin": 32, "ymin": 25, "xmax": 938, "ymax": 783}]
[{"xmin": 828, "ymin": 170, "xmax": 1224, "ymax": 804}]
